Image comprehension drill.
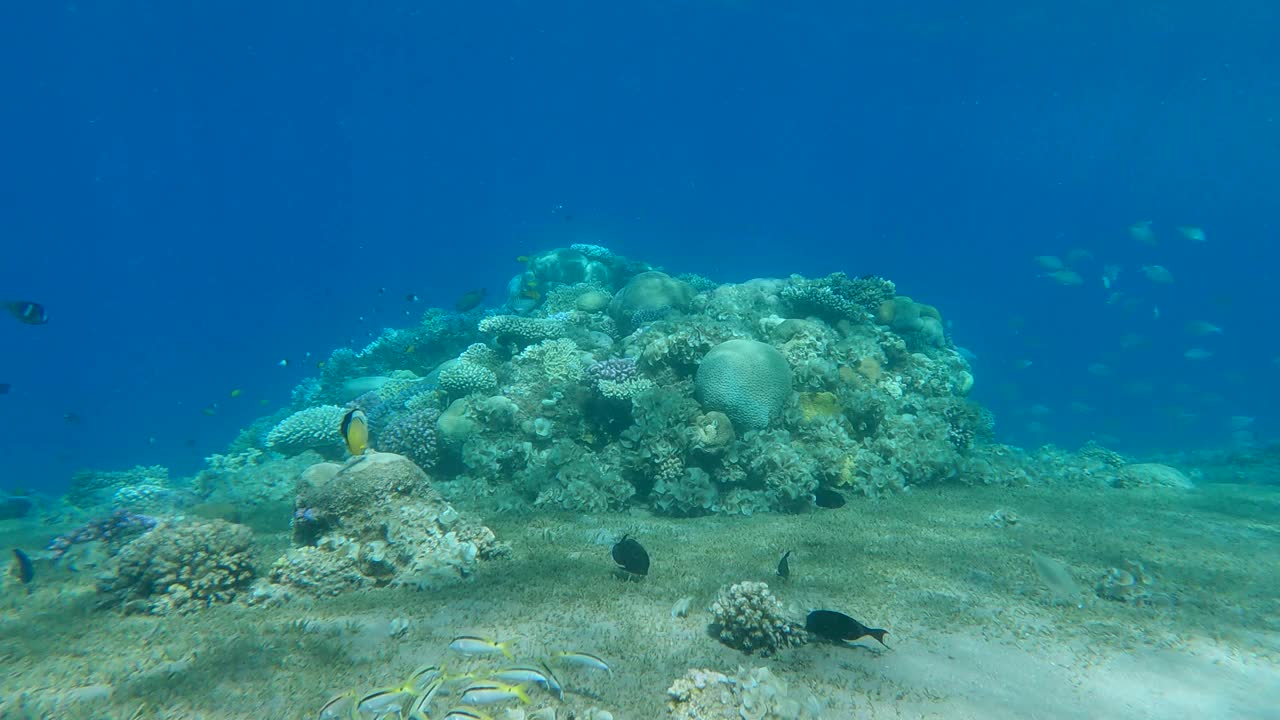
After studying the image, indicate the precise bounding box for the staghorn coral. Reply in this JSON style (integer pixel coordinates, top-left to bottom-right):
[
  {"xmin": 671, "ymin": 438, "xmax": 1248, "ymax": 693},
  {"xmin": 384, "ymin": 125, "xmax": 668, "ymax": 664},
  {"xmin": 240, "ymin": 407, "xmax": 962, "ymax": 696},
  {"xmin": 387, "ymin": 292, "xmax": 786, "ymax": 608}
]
[
  {"xmin": 266, "ymin": 405, "xmax": 347, "ymax": 460},
  {"xmin": 696, "ymin": 339, "xmax": 793, "ymax": 431},
  {"xmin": 708, "ymin": 581, "xmax": 805, "ymax": 656},
  {"xmin": 97, "ymin": 518, "xmax": 255, "ymax": 615}
]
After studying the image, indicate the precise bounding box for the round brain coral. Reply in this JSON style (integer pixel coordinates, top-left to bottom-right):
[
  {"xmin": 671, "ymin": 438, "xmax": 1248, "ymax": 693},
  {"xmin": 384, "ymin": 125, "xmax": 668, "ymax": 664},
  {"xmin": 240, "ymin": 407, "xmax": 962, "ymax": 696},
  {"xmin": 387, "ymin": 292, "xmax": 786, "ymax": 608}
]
[{"xmin": 695, "ymin": 339, "xmax": 793, "ymax": 431}]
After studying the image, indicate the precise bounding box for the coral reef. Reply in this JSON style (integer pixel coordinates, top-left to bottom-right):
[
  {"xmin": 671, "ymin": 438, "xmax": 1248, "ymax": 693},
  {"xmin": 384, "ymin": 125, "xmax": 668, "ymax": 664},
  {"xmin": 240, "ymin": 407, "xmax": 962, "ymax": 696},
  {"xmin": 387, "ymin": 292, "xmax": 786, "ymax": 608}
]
[
  {"xmin": 99, "ymin": 243, "xmax": 1133, "ymax": 521},
  {"xmin": 47, "ymin": 509, "xmax": 158, "ymax": 559},
  {"xmin": 708, "ymin": 581, "xmax": 805, "ymax": 656},
  {"xmin": 1112, "ymin": 462, "xmax": 1195, "ymax": 489},
  {"xmin": 610, "ymin": 271, "xmax": 697, "ymax": 333},
  {"xmin": 667, "ymin": 667, "xmax": 820, "ymax": 720},
  {"xmin": 270, "ymin": 453, "xmax": 506, "ymax": 595},
  {"xmin": 97, "ymin": 518, "xmax": 255, "ymax": 615},
  {"xmin": 438, "ymin": 359, "xmax": 499, "ymax": 397},
  {"xmin": 479, "ymin": 314, "xmax": 570, "ymax": 346},
  {"xmin": 780, "ymin": 271, "xmax": 895, "ymax": 323},
  {"xmin": 66, "ymin": 465, "xmax": 170, "ymax": 509},
  {"xmin": 376, "ymin": 407, "xmax": 441, "ymax": 470},
  {"xmin": 266, "ymin": 405, "xmax": 348, "ymax": 460}
]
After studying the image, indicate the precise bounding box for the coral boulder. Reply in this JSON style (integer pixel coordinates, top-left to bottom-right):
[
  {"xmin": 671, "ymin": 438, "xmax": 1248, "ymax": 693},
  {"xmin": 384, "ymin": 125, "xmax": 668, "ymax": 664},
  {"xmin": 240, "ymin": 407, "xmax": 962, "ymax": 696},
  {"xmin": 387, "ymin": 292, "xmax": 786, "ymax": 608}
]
[{"xmin": 696, "ymin": 339, "xmax": 793, "ymax": 431}]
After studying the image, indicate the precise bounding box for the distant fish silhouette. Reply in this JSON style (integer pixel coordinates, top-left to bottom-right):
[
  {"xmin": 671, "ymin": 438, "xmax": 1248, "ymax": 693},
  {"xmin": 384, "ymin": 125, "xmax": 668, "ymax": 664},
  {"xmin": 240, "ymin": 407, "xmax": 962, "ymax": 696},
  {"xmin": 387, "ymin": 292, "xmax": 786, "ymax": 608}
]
[{"xmin": 4, "ymin": 301, "xmax": 47, "ymax": 325}]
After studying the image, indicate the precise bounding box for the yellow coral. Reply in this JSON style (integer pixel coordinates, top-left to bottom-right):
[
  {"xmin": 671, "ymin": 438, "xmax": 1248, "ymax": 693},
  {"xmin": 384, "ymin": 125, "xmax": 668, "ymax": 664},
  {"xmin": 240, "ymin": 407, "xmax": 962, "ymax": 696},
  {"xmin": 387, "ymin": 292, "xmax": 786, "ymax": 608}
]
[
  {"xmin": 837, "ymin": 455, "xmax": 858, "ymax": 486},
  {"xmin": 798, "ymin": 391, "xmax": 842, "ymax": 422},
  {"xmin": 856, "ymin": 357, "xmax": 882, "ymax": 382}
]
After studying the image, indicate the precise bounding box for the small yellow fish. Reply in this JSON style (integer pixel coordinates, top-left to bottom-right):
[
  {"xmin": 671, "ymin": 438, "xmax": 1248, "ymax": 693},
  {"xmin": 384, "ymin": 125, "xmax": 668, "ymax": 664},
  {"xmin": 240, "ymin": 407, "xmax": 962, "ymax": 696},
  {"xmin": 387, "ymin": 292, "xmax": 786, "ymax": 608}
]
[
  {"xmin": 515, "ymin": 255, "xmax": 529, "ymax": 264},
  {"xmin": 316, "ymin": 361, "xmax": 327, "ymax": 369},
  {"xmin": 258, "ymin": 399, "xmax": 270, "ymax": 407},
  {"xmin": 357, "ymin": 688, "xmax": 415, "ymax": 717},
  {"xmin": 340, "ymin": 408, "xmax": 369, "ymax": 456},
  {"xmin": 448, "ymin": 635, "xmax": 514, "ymax": 659},
  {"xmin": 201, "ymin": 404, "xmax": 218, "ymax": 416},
  {"xmin": 404, "ymin": 344, "xmax": 417, "ymax": 355},
  {"xmin": 229, "ymin": 388, "xmax": 243, "ymax": 398}
]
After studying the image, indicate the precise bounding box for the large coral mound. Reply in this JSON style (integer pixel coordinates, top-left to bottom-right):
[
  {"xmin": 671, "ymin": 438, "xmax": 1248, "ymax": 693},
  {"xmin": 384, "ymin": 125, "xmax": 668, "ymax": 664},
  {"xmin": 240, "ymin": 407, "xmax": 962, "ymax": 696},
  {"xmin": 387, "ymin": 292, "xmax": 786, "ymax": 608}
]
[
  {"xmin": 696, "ymin": 339, "xmax": 794, "ymax": 431},
  {"xmin": 273, "ymin": 452, "xmax": 505, "ymax": 595},
  {"xmin": 98, "ymin": 518, "xmax": 255, "ymax": 615}
]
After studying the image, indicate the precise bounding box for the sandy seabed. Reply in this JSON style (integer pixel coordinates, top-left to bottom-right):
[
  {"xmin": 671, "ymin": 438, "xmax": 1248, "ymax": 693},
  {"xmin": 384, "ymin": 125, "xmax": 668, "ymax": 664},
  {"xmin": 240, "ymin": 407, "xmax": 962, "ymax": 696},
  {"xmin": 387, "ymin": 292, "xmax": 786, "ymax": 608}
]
[{"xmin": 2, "ymin": 481, "xmax": 1277, "ymax": 719}]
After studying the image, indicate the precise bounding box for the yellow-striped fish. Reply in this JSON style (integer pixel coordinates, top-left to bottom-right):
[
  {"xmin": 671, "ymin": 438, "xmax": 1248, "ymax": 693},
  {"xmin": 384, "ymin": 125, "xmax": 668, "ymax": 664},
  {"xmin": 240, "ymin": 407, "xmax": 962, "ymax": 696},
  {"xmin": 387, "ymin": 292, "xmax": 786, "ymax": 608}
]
[
  {"xmin": 340, "ymin": 408, "xmax": 369, "ymax": 456},
  {"xmin": 448, "ymin": 635, "xmax": 514, "ymax": 659},
  {"xmin": 460, "ymin": 682, "xmax": 530, "ymax": 706}
]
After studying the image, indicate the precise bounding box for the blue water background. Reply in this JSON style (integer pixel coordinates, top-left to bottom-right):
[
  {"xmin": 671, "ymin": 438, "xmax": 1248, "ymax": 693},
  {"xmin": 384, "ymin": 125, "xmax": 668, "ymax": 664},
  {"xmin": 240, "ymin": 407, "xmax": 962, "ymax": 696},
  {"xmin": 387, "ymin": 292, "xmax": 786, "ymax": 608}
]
[{"xmin": 2, "ymin": 2, "xmax": 1276, "ymax": 493}]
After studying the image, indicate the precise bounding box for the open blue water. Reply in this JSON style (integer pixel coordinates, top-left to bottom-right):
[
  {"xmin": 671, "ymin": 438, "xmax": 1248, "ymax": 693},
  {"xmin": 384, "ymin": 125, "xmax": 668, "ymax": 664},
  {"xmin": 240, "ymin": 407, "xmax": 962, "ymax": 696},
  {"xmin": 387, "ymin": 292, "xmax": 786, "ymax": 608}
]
[{"xmin": 2, "ymin": 1, "xmax": 1277, "ymax": 492}]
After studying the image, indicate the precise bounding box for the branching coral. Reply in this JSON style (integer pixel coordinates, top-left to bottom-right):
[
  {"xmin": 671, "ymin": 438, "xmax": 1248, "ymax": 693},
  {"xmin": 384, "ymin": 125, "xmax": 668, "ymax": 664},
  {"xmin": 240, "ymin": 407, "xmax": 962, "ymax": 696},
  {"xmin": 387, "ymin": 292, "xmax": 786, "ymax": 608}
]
[
  {"xmin": 266, "ymin": 405, "xmax": 347, "ymax": 460},
  {"xmin": 98, "ymin": 518, "xmax": 255, "ymax": 615},
  {"xmin": 378, "ymin": 407, "xmax": 441, "ymax": 470},
  {"xmin": 708, "ymin": 581, "xmax": 805, "ymax": 656}
]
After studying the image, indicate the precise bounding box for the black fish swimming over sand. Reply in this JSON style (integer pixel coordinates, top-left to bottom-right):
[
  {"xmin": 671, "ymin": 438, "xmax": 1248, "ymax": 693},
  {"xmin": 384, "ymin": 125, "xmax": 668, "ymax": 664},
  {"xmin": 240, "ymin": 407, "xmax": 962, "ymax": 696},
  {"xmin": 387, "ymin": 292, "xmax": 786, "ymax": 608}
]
[
  {"xmin": 777, "ymin": 550, "xmax": 791, "ymax": 579},
  {"xmin": 805, "ymin": 609, "xmax": 888, "ymax": 647},
  {"xmin": 814, "ymin": 488, "xmax": 846, "ymax": 509},
  {"xmin": 611, "ymin": 534, "xmax": 649, "ymax": 576}
]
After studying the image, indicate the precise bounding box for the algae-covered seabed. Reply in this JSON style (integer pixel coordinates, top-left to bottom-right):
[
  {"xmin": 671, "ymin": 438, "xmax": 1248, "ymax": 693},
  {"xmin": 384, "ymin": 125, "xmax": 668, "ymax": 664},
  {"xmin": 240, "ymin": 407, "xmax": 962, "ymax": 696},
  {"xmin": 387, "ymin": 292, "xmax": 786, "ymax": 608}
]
[{"xmin": 3, "ymin": 482, "xmax": 1279, "ymax": 719}]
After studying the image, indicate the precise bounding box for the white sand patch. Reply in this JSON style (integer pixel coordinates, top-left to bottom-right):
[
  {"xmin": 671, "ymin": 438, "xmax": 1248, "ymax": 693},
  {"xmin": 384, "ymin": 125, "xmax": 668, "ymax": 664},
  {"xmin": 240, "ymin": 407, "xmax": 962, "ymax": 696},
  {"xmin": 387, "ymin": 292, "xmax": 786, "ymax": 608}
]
[{"xmin": 812, "ymin": 632, "xmax": 1280, "ymax": 719}]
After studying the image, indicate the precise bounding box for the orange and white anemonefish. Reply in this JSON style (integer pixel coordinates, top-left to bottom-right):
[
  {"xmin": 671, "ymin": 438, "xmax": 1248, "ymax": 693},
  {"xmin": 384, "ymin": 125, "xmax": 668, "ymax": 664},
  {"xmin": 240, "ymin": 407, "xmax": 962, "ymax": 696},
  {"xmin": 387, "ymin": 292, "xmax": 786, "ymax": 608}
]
[{"xmin": 340, "ymin": 408, "xmax": 369, "ymax": 456}]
